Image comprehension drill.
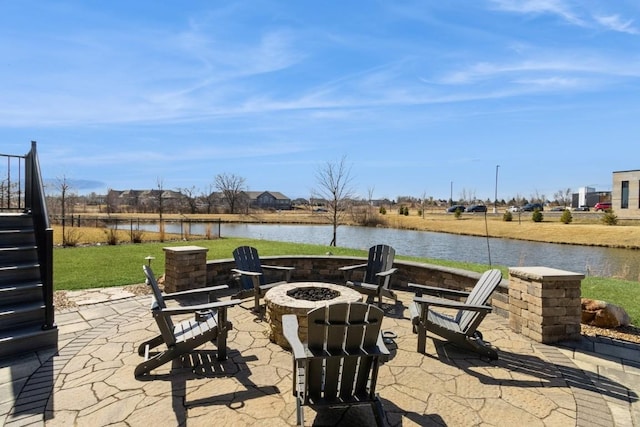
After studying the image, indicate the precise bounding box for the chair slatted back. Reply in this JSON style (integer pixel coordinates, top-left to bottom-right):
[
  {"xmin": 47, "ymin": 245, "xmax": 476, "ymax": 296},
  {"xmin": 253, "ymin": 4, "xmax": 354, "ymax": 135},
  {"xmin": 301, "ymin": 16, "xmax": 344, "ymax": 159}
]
[
  {"xmin": 233, "ymin": 246, "xmax": 265, "ymax": 289},
  {"xmin": 455, "ymin": 269, "xmax": 502, "ymax": 333},
  {"xmin": 363, "ymin": 244, "xmax": 395, "ymax": 284},
  {"xmin": 306, "ymin": 302, "xmax": 384, "ymax": 403},
  {"xmin": 143, "ymin": 265, "xmax": 176, "ymax": 346}
]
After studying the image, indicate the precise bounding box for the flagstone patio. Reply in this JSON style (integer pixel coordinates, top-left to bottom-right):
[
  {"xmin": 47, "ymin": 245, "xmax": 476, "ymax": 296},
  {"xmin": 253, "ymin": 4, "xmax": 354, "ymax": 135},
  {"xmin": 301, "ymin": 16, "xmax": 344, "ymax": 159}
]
[{"xmin": 2, "ymin": 287, "xmax": 639, "ymax": 426}]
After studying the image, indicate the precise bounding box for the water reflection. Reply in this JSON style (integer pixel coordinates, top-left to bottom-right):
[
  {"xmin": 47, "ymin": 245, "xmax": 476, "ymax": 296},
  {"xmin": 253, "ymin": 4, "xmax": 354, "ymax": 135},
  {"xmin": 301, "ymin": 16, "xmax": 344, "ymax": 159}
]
[{"xmin": 130, "ymin": 222, "xmax": 640, "ymax": 281}]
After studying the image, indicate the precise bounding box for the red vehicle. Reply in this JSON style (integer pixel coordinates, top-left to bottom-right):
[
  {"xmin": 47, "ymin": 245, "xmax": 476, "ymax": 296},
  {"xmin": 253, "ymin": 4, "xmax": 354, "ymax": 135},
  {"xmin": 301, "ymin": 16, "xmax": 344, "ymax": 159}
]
[{"xmin": 594, "ymin": 202, "xmax": 612, "ymax": 212}]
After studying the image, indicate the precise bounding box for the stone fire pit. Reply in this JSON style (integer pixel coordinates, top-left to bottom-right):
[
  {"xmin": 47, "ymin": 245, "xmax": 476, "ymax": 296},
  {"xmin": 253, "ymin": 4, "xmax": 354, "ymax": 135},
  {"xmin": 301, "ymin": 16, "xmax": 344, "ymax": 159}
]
[{"xmin": 264, "ymin": 282, "xmax": 363, "ymax": 348}]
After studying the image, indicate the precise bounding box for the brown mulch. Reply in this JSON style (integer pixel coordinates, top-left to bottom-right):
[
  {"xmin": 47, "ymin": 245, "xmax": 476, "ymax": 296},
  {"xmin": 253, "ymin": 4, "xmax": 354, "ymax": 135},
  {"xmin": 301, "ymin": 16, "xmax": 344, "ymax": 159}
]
[
  {"xmin": 53, "ymin": 291, "xmax": 76, "ymax": 310},
  {"xmin": 581, "ymin": 324, "xmax": 640, "ymax": 343}
]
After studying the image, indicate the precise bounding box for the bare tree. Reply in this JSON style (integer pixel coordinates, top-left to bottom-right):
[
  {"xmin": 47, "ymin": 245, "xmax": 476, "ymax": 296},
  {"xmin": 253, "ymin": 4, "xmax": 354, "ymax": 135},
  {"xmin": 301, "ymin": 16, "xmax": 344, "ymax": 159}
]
[
  {"xmin": 530, "ymin": 190, "xmax": 547, "ymax": 205},
  {"xmin": 200, "ymin": 184, "xmax": 217, "ymax": 214},
  {"xmin": 53, "ymin": 175, "xmax": 77, "ymax": 246},
  {"xmin": 156, "ymin": 178, "xmax": 165, "ymax": 219},
  {"xmin": 215, "ymin": 173, "xmax": 246, "ymax": 214},
  {"xmin": 178, "ymin": 185, "xmax": 198, "ymax": 214},
  {"xmin": 314, "ymin": 156, "xmax": 355, "ymax": 247},
  {"xmin": 459, "ymin": 188, "xmax": 477, "ymax": 204},
  {"xmin": 553, "ymin": 188, "xmax": 572, "ymax": 207}
]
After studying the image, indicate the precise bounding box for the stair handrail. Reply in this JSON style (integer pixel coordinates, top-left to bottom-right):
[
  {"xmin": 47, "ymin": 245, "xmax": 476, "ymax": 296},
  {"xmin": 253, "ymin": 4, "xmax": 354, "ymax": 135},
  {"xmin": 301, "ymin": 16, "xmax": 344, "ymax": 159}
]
[{"xmin": 25, "ymin": 141, "xmax": 55, "ymax": 330}]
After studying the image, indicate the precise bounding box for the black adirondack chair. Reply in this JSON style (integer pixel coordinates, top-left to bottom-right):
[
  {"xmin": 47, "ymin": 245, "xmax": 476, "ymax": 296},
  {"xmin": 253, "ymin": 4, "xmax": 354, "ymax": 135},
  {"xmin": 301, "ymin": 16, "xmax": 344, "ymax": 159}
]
[
  {"xmin": 340, "ymin": 244, "xmax": 398, "ymax": 307},
  {"xmin": 231, "ymin": 246, "xmax": 294, "ymax": 311},
  {"xmin": 135, "ymin": 265, "xmax": 241, "ymax": 378},
  {"xmin": 408, "ymin": 269, "xmax": 503, "ymax": 359},
  {"xmin": 282, "ymin": 302, "xmax": 389, "ymax": 426}
]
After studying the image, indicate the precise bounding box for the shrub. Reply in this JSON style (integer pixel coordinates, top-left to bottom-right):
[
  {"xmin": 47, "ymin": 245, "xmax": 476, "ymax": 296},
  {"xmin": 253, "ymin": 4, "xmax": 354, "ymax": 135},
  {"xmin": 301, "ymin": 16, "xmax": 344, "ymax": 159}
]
[
  {"xmin": 404, "ymin": 207, "xmax": 409, "ymax": 216},
  {"xmin": 532, "ymin": 209, "xmax": 543, "ymax": 222},
  {"xmin": 560, "ymin": 209, "xmax": 572, "ymax": 224},
  {"xmin": 379, "ymin": 206, "xmax": 386, "ymax": 215},
  {"xmin": 130, "ymin": 228, "xmax": 144, "ymax": 243},
  {"xmin": 601, "ymin": 209, "xmax": 618, "ymax": 225},
  {"xmin": 454, "ymin": 208, "xmax": 463, "ymax": 219},
  {"xmin": 503, "ymin": 211, "xmax": 513, "ymax": 222},
  {"xmin": 63, "ymin": 228, "xmax": 82, "ymax": 247},
  {"xmin": 417, "ymin": 209, "xmax": 423, "ymax": 217},
  {"xmin": 104, "ymin": 228, "xmax": 119, "ymax": 245}
]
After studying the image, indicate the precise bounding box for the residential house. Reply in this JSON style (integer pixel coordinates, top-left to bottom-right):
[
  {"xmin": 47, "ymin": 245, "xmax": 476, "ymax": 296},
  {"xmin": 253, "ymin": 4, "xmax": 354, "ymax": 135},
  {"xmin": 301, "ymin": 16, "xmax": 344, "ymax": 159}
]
[{"xmin": 243, "ymin": 191, "xmax": 292, "ymax": 210}]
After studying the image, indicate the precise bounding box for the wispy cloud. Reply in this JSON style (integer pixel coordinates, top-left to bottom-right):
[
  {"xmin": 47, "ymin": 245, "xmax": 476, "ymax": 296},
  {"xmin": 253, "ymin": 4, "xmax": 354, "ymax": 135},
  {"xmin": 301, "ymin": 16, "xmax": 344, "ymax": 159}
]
[
  {"xmin": 489, "ymin": 0, "xmax": 640, "ymax": 35},
  {"xmin": 488, "ymin": 0, "xmax": 585, "ymax": 26},
  {"xmin": 438, "ymin": 55, "xmax": 640, "ymax": 87},
  {"xmin": 594, "ymin": 14, "xmax": 639, "ymax": 35}
]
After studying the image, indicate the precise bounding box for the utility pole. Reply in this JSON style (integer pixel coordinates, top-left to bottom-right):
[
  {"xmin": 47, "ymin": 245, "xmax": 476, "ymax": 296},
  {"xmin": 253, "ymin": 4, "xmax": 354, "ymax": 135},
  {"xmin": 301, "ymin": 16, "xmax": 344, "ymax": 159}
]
[
  {"xmin": 450, "ymin": 181, "xmax": 453, "ymax": 206},
  {"xmin": 494, "ymin": 165, "xmax": 500, "ymax": 214}
]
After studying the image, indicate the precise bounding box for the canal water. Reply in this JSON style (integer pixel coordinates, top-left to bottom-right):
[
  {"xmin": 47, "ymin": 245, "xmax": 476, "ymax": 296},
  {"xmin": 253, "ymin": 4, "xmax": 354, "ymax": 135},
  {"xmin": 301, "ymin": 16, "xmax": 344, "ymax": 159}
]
[{"xmin": 129, "ymin": 222, "xmax": 640, "ymax": 281}]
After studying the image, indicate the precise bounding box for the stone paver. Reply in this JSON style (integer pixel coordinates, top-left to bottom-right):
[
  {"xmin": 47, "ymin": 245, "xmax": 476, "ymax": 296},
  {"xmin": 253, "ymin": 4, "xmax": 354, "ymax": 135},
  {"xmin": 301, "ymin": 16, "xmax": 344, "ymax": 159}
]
[{"xmin": 0, "ymin": 286, "xmax": 638, "ymax": 426}]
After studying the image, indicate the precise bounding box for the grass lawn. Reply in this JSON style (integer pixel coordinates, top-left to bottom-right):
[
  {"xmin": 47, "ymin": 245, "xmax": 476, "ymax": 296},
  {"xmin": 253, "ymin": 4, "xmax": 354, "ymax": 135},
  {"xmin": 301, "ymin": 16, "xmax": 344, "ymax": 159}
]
[{"xmin": 54, "ymin": 237, "xmax": 640, "ymax": 325}]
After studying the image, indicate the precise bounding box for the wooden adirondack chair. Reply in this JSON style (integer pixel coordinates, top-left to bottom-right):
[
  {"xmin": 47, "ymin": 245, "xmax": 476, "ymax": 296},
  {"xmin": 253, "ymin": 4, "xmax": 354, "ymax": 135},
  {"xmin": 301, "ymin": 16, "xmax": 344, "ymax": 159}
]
[
  {"xmin": 339, "ymin": 244, "xmax": 398, "ymax": 307},
  {"xmin": 135, "ymin": 265, "xmax": 242, "ymax": 378},
  {"xmin": 231, "ymin": 246, "xmax": 295, "ymax": 311},
  {"xmin": 282, "ymin": 302, "xmax": 389, "ymax": 426},
  {"xmin": 408, "ymin": 269, "xmax": 502, "ymax": 360}
]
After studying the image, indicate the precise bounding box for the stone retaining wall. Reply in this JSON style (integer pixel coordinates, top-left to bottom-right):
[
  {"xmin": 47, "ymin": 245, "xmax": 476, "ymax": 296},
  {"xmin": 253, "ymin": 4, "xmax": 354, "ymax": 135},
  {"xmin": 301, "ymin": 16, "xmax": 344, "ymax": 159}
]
[{"xmin": 204, "ymin": 255, "xmax": 511, "ymax": 319}]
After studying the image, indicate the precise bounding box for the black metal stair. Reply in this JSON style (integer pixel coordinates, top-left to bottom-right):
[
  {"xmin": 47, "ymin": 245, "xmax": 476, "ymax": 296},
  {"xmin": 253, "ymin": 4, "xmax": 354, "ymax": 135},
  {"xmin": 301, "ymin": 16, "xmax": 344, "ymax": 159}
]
[{"xmin": 0, "ymin": 213, "xmax": 57, "ymax": 358}]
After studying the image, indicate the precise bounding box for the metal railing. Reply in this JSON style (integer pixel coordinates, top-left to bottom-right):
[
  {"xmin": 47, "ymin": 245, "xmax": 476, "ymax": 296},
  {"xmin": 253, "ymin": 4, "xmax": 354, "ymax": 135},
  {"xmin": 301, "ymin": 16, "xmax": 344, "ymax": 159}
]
[
  {"xmin": 0, "ymin": 150, "xmax": 25, "ymax": 211},
  {"xmin": 3, "ymin": 142, "xmax": 54, "ymax": 329}
]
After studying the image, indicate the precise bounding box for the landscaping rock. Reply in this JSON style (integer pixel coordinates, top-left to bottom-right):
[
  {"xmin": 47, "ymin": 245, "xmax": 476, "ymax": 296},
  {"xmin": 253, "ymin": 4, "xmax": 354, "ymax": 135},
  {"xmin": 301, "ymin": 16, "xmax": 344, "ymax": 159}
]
[{"xmin": 581, "ymin": 298, "xmax": 630, "ymax": 328}]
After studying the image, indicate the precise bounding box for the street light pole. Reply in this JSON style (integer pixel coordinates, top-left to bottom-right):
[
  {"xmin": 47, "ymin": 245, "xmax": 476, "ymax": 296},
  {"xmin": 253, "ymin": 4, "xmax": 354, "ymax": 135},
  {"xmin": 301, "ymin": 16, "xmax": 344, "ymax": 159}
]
[
  {"xmin": 494, "ymin": 165, "xmax": 500, "ymax": 214},
  {"xmin": 450, "ymin": 181, "xmax": 453, "ymax": 206}
]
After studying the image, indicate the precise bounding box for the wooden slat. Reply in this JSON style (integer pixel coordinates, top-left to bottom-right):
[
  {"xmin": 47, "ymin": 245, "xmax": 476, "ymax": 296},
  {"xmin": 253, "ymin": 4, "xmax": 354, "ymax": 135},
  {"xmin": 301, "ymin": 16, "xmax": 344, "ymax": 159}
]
[
  {"xmin": 323, "ymin": 304, "xmax": 347, "ymax": 400},
  {"xmin": 456, "ymin": 269, "xmax": 501, "ymax": 332},
  {"xmin": 428, "ymin": 310, "xmax": 461, "ymax": 333},
  {"xmin": 306, "ymin": 306, "xmax": 326, "ymax": 402},
  {"xmin": 340, "ymin": 303, "xmax": 367, "ymax": 399},
  {"xmin": 356, "ymin": 304, "xmax": 382, "ymax": 393}
]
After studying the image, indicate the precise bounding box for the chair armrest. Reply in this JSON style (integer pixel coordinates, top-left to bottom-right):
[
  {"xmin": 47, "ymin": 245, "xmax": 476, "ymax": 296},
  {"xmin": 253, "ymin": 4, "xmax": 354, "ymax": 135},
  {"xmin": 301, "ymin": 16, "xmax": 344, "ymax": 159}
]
[
  {"xmin": 413, "ymin": 296, "xmax": 492, "ymax": 313},
  {"xmin": 409, "ymin": 283, "xmax": 470, "ymax": 299},
  {"xmin": 338, "ymin": 263, "xmax": 368, "ymax": 272},
  {"xmin": 163, "ymin": 285, "xmax": 229, "ymax": 300},
  {"xmin": 262, "ymin": 265, "xmax": 295, "ymax": 272},
  {"xmin": 159, "ymin": 299, "xmax": 242, "ymax": 316},
  {"xmin": 375, "ymin": 267, "xmax": 398, "ymax": 278},
  {"xmin": 262, "ymin": 265, "xmax": 294, "ymax": 281},
  {"xmin": 375, "ymin": 334, "xmax": 391, "ymax": 357},
  {"xmin": 282, "ymin": 314, "xmax": 307, "ymax": 359},
  {"xmin": 231, "ymin": 268, "xmax": 262, "ymax": 277}
]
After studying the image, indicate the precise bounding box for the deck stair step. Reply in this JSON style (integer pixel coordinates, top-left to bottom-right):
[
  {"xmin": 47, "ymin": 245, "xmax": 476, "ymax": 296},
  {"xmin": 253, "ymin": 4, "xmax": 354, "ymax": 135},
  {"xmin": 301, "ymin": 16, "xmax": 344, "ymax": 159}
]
[
  {"xmin": 0, "ymin": 245, "xmax": 39, "ymax": 264},
  {"xmin": 0, "ymin": 263, "xmax": 41, "ymax": 286},
  {"xmin": 0, "ymin": 301, "xmax": 46, "ymax": 332},
  {"xmin": 0, "ymin": 281, "xmax": 44, "ymax": 305},
  {"xmin": 0, "ymin": 324, "xmax": 58, "ymax": 359}
]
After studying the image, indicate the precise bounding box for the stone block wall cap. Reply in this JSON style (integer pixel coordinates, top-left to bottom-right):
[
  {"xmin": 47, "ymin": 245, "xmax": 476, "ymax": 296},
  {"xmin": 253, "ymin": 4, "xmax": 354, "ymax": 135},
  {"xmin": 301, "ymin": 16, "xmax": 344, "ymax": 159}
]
[
  {"xmin": 162, "ymin": 245, "xmax": 209, "ymax": 253},
  {"xmin": 509, "ymin": 266, "xmax": 585, "ymax": 281}
]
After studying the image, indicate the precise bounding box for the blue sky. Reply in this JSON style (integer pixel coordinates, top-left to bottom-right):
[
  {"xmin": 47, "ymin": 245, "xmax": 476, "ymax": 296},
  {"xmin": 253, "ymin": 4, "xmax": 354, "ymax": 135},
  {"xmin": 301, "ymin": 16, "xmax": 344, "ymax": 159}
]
[{"xmin": 2, "ymin": 1, "xmax": 639, "ymax": 202}]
